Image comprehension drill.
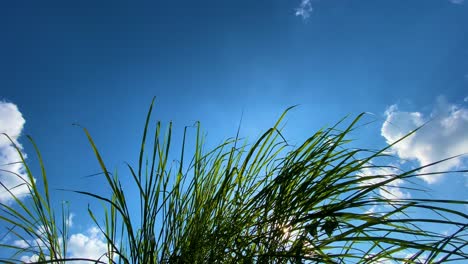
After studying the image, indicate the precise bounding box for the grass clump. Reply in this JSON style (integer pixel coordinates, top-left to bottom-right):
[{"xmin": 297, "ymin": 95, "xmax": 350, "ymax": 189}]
[{"xmin": 1, "ymin": 97, "xmax": 467, "ymax": 263}]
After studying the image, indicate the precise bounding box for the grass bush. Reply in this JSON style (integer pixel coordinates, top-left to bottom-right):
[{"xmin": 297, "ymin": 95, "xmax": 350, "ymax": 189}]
[{"xmin": 1, "ymin": 98, "xmax": 467, "ymax": 263}]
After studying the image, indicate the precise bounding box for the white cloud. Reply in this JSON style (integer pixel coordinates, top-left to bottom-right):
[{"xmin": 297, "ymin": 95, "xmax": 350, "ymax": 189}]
[
  {"xmin": 0, "ymin": 101, "xmax": 30, "ymax": 203},
  {"xmin": 365, "ymin": 251, "xmax": 430, "ymax": 263},
  {"xmin": 293, "ymin": 0, "xmax": 462, "ymax": 20},
  {"xmin": 363, "ymin": 252, "xmax": 397, "ymax": 264},
  {"xmin": 20, "ymin": 226, "xmax": 110, "ymax": 263},
  {"xmin": 403, "ymin": 252, "xmax": 429, "ymax": 263},
  {"xmin": 294, "ymin": 0, "xmax": 464, "ymax": 20},
  {"xmin": 16, "ymin": 225, "xmax": 51, "ymax": 263},
  {"xmin": 295, "ymin": 0, "xmax": 313, "ymax": 20},
  {"xmin": 13, "ymin": 239, "xmax": 29, "ymax": 248},
  {"xmin": 381, "ymin": 98, "xmax": 468, "ymax": 184},
  {"xmin": 66, "ymin": 213, "xmax": 75, "ymax": 228},
  {"xmin": 67, "ymin": 227, "xmax": 109, "ymax": 263},
  {"xmin": 20, "ymin": 254, "xmax": 39, "ymax": 263},
  {"xmin": 358, "ymin": 166, "xmax": 411, "ymax": 200}
]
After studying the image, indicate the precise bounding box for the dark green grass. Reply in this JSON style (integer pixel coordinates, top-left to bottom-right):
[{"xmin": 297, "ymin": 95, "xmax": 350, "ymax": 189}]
[{"xmin": 1, "ymin": 98, "xmax": 467, "ymax": 263}]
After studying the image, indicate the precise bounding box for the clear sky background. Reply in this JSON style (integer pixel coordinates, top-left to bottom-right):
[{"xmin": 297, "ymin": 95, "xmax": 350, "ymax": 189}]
[{"xmin": 0, "ymin": 0, "xmax": 467, "ymax": 261}]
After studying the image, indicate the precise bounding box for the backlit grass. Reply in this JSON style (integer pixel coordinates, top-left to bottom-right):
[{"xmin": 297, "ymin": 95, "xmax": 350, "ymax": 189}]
[{"xmin": 1, "ymin": 98, "xmax": 467, "ymax": 263}]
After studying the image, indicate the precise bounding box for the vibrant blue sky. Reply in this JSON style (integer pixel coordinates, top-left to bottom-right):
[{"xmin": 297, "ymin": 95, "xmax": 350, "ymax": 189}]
[{"xmin": 0, "ymin": 0, "xmax": 467, "ymax": 261}]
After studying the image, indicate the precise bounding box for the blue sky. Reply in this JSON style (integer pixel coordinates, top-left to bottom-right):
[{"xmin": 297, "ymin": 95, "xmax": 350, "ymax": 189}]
[{"xmin": 0, "ymin": 0, "xmax": 467, "ymax": 261}]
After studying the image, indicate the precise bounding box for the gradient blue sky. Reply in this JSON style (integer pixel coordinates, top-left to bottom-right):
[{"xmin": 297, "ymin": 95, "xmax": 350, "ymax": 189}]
[{"xmin": 0, "ymin": 0, "xmax": 467, "ymax": 261}]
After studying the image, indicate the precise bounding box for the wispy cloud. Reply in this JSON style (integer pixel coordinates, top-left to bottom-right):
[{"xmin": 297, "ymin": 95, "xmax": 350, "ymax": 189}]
[
  {"xmin": 381, "ymin": 97, "xmax": 468, "ymax": 184},
  {"xmin": 66, "ymin": 213, "xmax": 75, "ymax": 228},
  {"xmin": 13, "ymin": 239, "xmax": 29, "ymax": 249},
  {"xmin": 403, "ymin": 252, "xmax": 429, "ymax": 263},
  {"xmin": 20, "ymin": 254, "xmax": 40, "ymax": 263},
  {"xmin": 294, "ymin": 0, "xmax": 464, "ymax": 20},
  {"xmin": 0, "ymin": 101, "xmax": 30, "ymax": 203},
  {"xmin": 15, "ymin": 226, "xmax": 51, "ymax": 262},
  {"xmin": 357, "ymin": 166, "xmax": 410, "ymax": 200},
  {"xmin": 295, "ymin": 0, "xmax": 313, "ymax": 20}
]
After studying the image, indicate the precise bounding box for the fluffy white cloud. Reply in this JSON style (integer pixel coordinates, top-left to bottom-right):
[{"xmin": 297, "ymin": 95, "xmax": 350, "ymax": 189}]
[
  {"xmin": 381, "ymin": 98, "xmax": 468, "ymax": 184},
  {"xmin": 0, "ymin": 101, "xmax": 30, "ymax": 203},
  {"xmin": 20, "ymin": 226, "xmax": 109, "ymax": 263},
  {"xmin": 295, "ymin": 0, "xmax": 313, "ymax": 20},
  {"xmin": 67, "ymin": 227, "xmax": 109, "ymax": 263}
]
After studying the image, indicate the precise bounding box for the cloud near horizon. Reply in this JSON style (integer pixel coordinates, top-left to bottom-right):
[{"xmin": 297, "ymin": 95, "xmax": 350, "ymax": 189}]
[
  {"xmin": 0, "ymin": 101, "xmax": 31, "ymax": 203},
  {"xmin": 381, "ymin": 98, "xmax": 468, "ymax": 184},
  {"xmin": 19, "ymin": 226, "xmax": 109, "ymax": 263},
  {"xmin": 67, "ymin": 227, "xmax": 109, "ymax": 262}
]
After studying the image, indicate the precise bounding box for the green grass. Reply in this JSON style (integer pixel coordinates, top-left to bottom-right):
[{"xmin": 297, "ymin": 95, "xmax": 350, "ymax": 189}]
[{"xmin": 1, "ymin": 97, "xmax": 467, "ymax": 263}]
